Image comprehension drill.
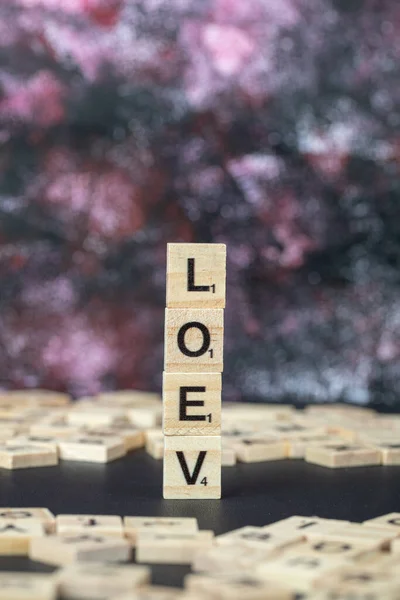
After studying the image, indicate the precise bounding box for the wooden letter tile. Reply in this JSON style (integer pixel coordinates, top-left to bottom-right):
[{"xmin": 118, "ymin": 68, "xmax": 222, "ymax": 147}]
[
  {"xmin": 163, "ymin": 372, "xmax": 221, "ymax": 436},
  {"xmin": 123, "ymin": 517, "xmax": 198, "ymax": 545},
  {"xmin": 112, "ymin": 586, "xmax": 184, "ymax": 600},
  {"xmin": 305, "ymin": 443, "xmax": 381, "ymax": 468},
  {"xmin": 0, "ymin": 519, "xmax": 45, "ymax": 555},
  {"xmin": 364, "ymin": 512, "xmax": 400, "ymax": 530},
  {"xmin": 0, "ymin": 444, "xmax": 58, "ymax": 470},
  {"xmin": 58, "ymin": 436, "xmax": 126, "ymax": 463},
  {"xmin": 164, "ymin": 309, "xmax": 224, "ymax": 373},
  {"xmin": 166, "ymin": 243, "xmax": 226, "ymax": 309},
  {"xmin": 163, "ymin": 436, "xmax": 221, "ymax": 499},
  {"xmin": 56, "ymin": 515, "xmax": 123, "ymax": 537},
  {"xmin": 135, "ymin": 530, "xmax": 214, "ymax": 564},
  {"xmin": 56, "ymin": 562, "xmax": 150, "ymax": 600},
  {"xmin": 0, "ymin": 572, "xmax": 57, "ymax": 600},
  {"xmin": 215, "ymin": 526, "xmax": 303, "ymax": 551},
  {"xmin": 233, "ymin": 437, "xmax": 287, "ymax": 463},
  {"xmin": 0, "ymin": 508, "xmax": 55, "ymax": 534},
  {"xmin": 29, "ymin": 534, "xmax": 131, "ymax": 566}
]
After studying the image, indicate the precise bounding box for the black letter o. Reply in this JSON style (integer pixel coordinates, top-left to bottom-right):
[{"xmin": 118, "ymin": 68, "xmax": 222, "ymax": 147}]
[{"xmin": 178, "ymin": 322, "xmax": 210, "ymax": 357}]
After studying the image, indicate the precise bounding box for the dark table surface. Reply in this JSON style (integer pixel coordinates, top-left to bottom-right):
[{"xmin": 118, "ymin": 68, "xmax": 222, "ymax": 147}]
[{"xmin": 1, "ymin": 450, "xmax": 400, "ymax": 589}]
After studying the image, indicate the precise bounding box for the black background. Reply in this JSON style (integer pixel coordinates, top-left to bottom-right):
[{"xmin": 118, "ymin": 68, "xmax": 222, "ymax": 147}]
[{"xmin": 1, "ymin": 450, "xmax": 399, "ymax": 589}]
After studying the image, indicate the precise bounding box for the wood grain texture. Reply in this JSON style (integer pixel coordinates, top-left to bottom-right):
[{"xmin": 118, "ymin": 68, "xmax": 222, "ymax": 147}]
[
  {"xmin": 164, "ymin": 309, "xmax": 224, "ymax": 373},
  {"xmin": 166, "ymin": 243, "xmax": 226, "ymax": 309},
  {"xmin": 163, "ymin": 435, "xmax": 221, "ymax": 499},
  {"xmin": 163, "ymin": 372, "xmax": 221, "ymax": 436}
]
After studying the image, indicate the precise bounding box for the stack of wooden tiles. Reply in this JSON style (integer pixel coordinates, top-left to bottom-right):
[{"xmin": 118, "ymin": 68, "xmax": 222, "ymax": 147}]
[{"xmin": 163, "ymin": 243, "xmax": 226, "ymax": 499}]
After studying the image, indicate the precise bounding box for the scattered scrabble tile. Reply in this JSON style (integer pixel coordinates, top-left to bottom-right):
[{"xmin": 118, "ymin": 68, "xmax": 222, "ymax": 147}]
[
  {"xmin": 263, "ymin": 516, "xmax": 350, "ymax": 539},
  {"xmin": 166, "ymin": 243, "xmax": 226, "ymax": 309},
  {"xmin": 56, "ymin": 562, "xmax": 150, "ymax": 599},
  {"xmin": 164, "ymin": 308, "xmax": 224, "ymax": 373},
  {"xmin": 305, "ymin": 523, "xmax": 397, "ymax": 550},
  {"xmin": 163, "ymin": 435, "xmax": 221, "ymax": 499},
  {"xmin": 233, "ymin": 436, "xmax": 287, "ymax": 463},
  {"xmin": 0, "ymin": 444, "xmax": 58, "ymax": 470},
  {"xmin": 192, "ymin": 543, "xmax": 275, "ymax": 573},
  {"xmin": 215, "ymin": 526, "xmax": 303, "ymax": 551},
  {"xmin": 312, "ymin": 564, "xmax": 400, "ymax": 597},
  {"xmin": 0, "ymin": 519, "xmax": 45, "ymax": 555},
  {"xmin": 58, "ymin": 436, "xmax": 126, "ymax": 463},
  {"xmin": 373, "ymin": 442, "xmax": 400, "ymax": 465},
  {"xmin": 123, "ymin": 517, "xmax": 198, "ymax": 545},
  {"xmin": 221, "ymin": 444, "xmax": 236, "ymax": 466},
  {"xmin": 0, "ymin": 508, "xmax": 55, "ymax": 534},
  {"xmin": 66, "ymin": 405, "xmax": 128, "ymax": 428},
  {"xmin": 163, "ymin": 372, "xmax": 221, "ymax": 436},
  {"xmin": 56, "ymin": 515, "xmax": 123, "ymax": 537},
  {"xmin": 29, "ymin": 533, "xmax": 131, "ymax": 566},
  {"xmin": 0, "ymin": 572, "xmax": 57, "ymax": 600},
  {"xmin": 136, "ymin": 530, "xmax": 214, "ymax": 565},
  {"xmin": 305, "ymin": 442, "xmax": 381, "ymax": 468},
  {"xmin": 363, "ymin": 512, "xmax": 400, "ymax": 531},
  {"xmin": 255, "ymin": 552, "xmax": 349, "ymax": 593},
  {"xmin": 185, "ymin": 572, "xmax": 292, "ymax": 600}
]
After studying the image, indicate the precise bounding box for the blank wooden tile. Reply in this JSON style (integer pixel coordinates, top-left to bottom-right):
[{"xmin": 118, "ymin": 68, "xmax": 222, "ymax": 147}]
[
  {"xmin": 163, "ymin": 372, "xmax": 221, "ymax": 436},
  {"xmin": 233, "ymin": 437, "xmax": 287, "ymax": 463},
  {"xmin": 215, "ymin": 526, "xmax": 302, "ymax": 551},
  {"xmin": 29, "ymin": 534, "xmax": 131, "ymax": 566},
  {"xmin": 364, "ymin": 512, "xmax": 400, "ymax": 531},
  {"xmin": 185, "ymin": 572, "xmax": 292, "ymax": 600},
  {"xmin": 0, "ymin": 508, "xmax": 55, "ymax": 534},
  {"xmin": 305, "ymin": 443, "xmax": 381, "ymax": 468},
  {"xmin": 58, "ymin": 436, "xmax": 126, "ymax": 463},
  {"xmin": 0, "ymin": 572, "xmax": 57, "ymax": 600},
  {"xmin": 123, "ymin": 517, "xmax": 198, "ymax": 546},
  {"xmin": 163, "ymin": 436, "xmax": 221, "ymax": 499},
  {"xmin": 136, "ymin": 530, "xmax": 214, "ymax": 564},
  {"xmin": 166, "ymin": 243, "xmax": 226, "ymax": 309},
  {"xmin": 56, "ymin": 562, "xmax": 150, "ymax": 600},
  {"xmin": 56, "ymin": 515, "xmax": 123, "ymax": 537},
  {"xmin": 0, "ymin": 519, "xmax": 45, "ymax": 555},
  {"xmin": 164, "ymin": 309, "xmax": 224, "ymax": 373},
  {"xmin": 0, "ymin": 444, "xmax": 58, "ymax": 470}
]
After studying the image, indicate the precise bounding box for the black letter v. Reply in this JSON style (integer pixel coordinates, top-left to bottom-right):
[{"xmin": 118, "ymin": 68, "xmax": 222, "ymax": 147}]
[{"xmin": 176, "ymin": 451, "xmax": 207, "ymax": 485}]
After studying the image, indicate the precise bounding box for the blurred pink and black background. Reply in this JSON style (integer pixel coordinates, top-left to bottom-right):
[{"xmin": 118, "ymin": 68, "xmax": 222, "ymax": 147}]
[{"xmin": 0, "ymin": 0, "xmax": 399, "ymax": 407}]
